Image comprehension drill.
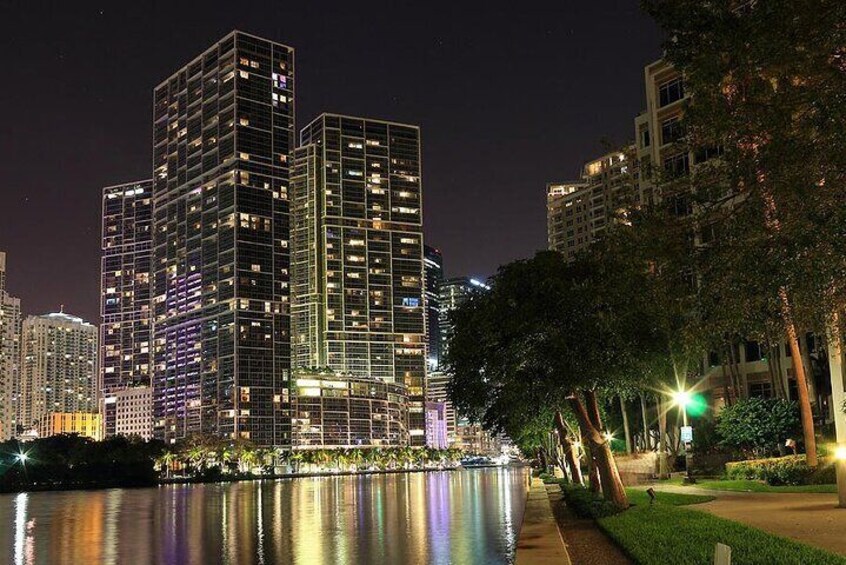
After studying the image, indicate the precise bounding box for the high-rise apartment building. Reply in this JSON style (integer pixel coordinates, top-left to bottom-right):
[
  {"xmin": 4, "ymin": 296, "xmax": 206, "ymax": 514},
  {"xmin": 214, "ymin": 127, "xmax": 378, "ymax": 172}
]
[
  {"xmin": 0, "ymin": 252, "xmax": 22, "ymax": 440},
  {"xmin": 423, "ymin": 245, "xmax": 443, "ymax": 371},
  {"xmin": 438, "ymin": 276, "xmax": 487, "ymax": 360},
  {"xmin": 151, "ymin": 31, "xmax": 295, "ymax": 446},
  {"xmin": 291, "ymin": 113, "xmax": 427, "ymax": 445},
  {"xmin": 101, "ymin": 180, "xmax": 153, "ymax": 437},
  {"xmin": 546, "ymin": 150, "xmax": 638, "ymax": 260},
  {"xmin": 19, "ymin": 311, "xmax": 98, "ymax": 431}
]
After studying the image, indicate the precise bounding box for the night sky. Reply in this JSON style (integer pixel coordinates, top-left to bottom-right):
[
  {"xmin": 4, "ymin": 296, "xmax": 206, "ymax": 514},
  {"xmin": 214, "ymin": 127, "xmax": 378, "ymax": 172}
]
[{"xmin": 0, "ymin": 1, "xmax": 661, "ymax": 323}]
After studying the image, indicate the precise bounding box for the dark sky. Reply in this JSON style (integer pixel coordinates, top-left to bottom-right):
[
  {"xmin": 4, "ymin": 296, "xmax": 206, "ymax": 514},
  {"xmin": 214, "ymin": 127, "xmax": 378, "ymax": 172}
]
[{"xmin": 0, "ymin": 1, "xmax": 661, "ymax": 324}]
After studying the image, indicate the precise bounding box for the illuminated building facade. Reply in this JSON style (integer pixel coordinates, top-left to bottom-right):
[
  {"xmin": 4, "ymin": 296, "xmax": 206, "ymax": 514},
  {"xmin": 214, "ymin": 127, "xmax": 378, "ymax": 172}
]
[
  {"xmin": 424, "ymin": 400, "xmax": 448, "ymax": 449},
  {"xmin": 100, "ymin": 180, "xmax": 152, "ymax": 437},
  {"xmin": 426, "ymin": 371, "xmax": 456, "ymax": 444},
  {"xmin": 291, "ymin": 114, "xmax": 427, "ymax": 445},
  {"xmin": 19, "ymin": 312, "xmax": 98, "ymax": 430},
  {"xmin": 0, "ymin": 252, "xmax": 22, "ymax": 440},
  {"xmin": 38, "ymin": 412, "xmax": 103, "ymax": 441},
  {"xmin": 151, "ymin": 31, "xmax": 295, "ymax": 446},
  {"xmin": 423, "ymin": 245, "xmax": 443, "ymax": 371},
  {"xmin": 101, "ymin": 386, "xmax": 153, "ymax": 440},
  {"xmin": 546, "ymin": 150, "xmax": 638, "ymax": 261},
  {"xmin": 291, "ymin": 370, "xmax": 408, "ymax": 448}
]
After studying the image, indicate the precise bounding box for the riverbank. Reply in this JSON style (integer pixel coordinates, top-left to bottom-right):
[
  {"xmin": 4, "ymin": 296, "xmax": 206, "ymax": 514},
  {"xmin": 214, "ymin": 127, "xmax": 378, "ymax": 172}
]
[{"xmin": 160, "ymin": 464, "xmax": 465, "ymax": 486}]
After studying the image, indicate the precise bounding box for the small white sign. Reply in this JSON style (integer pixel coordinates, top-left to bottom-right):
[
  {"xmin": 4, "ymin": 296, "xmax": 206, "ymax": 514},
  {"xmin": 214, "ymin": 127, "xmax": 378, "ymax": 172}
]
[{"xmin": 681, "ymin": 426, "xmax": 693, "ymax": 443}]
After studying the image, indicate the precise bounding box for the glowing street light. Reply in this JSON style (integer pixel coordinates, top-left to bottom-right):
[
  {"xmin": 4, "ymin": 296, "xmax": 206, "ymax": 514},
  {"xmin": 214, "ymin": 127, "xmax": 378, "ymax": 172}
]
[
  {"xmin": 603, "ymin": 431, "xmax": 614, "ymax": 444},
  {"xmin": 15, "ymin": 452, "xmax": 28, "ymax": 464},
  {"xmin": 671, "ymin": 388, "xmax": 695, "ymax": 483}
]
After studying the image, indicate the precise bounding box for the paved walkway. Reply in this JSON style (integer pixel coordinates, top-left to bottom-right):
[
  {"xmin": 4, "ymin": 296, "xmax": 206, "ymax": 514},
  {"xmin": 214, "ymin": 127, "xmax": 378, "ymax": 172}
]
[
  {"xmin": 515, "ymin": 478, "xmax": 571, "ymax": 564},
  {"xmin": 650, "ymin": 484, "xmax": 846, "ymax": 556}
]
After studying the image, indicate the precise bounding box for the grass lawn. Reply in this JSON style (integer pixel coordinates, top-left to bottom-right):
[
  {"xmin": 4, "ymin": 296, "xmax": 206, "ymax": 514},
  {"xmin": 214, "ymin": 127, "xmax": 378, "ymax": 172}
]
[
  {"xmin": 600, "ymin": 488, "xmax": 846, "ymax": 565},
  {"xmin": 664, "ymin": 477, "xmax": 837, "ymax": 494}
]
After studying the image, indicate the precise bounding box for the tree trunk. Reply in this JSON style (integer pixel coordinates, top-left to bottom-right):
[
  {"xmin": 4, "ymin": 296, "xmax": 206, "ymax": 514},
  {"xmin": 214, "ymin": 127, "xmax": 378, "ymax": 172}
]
[
  {"xmin": 780, "ymin": 287, "xmax": 818, "ymax": 467},
  {"xmin": 640, "ymin": 394, "xmax": 651, "ymax": 450},
  {"xmin": 568, "ymin": 391, "xmax": 628, "ymax": 508},
  {"xmin": 587, "ymin": 451, "xmax": 601, "ymax": 493},
  {"xmin": 720, "ymin": 351, "xmax": 735, "ymax": 406},
  {"xmin": 656, "ymin": 396, "xmax": 670, "ymax": 479},
  {"xmin": 554, "ymin": 410, "xmax": 583, "ymax": 485},
  {"xmin": 616, "ymin": 396, "xmax": 631, "ymax": 454}
]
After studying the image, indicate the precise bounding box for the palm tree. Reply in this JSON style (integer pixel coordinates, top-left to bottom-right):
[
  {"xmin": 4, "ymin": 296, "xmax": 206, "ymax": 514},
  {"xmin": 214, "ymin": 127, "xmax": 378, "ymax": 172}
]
[
  {"xmin": 156, "ymin": 451, "xmax": 177, "ymax": 479},
  {"xmin": 290, "ymin": 451, "xmax": 304, "ymax": 474}
]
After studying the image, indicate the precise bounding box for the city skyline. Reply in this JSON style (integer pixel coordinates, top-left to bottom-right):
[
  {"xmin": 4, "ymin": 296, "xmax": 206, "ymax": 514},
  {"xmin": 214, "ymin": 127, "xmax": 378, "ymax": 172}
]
[{"xmin": 0, "ymin": 3, "xmax": 661, "ymax": 323}]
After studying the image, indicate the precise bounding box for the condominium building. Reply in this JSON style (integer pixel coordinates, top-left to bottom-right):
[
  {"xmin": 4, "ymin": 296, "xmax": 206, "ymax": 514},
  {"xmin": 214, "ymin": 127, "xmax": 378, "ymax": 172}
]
[
  {"xmin": 0, "ymin": 252, "xmax": 22, "ymax": 440},
  {"xmin": 19, "ymin": 311, "xmax": 98, "ymax": 430},
  {"xmin": 635, "ymin": 59, "xmax": 691, "ymax": 208},
  {"xmin": 424, "ymin": 401, "xmax": 448, "ymax": 449},
  {"xmin": 438, "ymin": 276, "xmax": 487, "ymax": 360},
  {"xmin": 426, "ymin": 371, "xmax": 455, "ymax": 444},
  {"xmin": 423, "ymin": 245, "xmax": 443, "ymax": 371},
  {"xmin": 38, "ymin": 412, "xmax": 102, "ymax": 441},
  {"xmin": 290, "ymin": 370, "xmax": 408, "ymax": 448},
  {"xmin": 546, "ymin": 150, "xmax": 638, "ymax": 260},
  {"xmin": 101, "ymin": 386, "xmax": 153, "ymax": 440},
  {"xmin": 291, "ymin": 113, "xmax": 427, "ymax": 445},
  {"xmin": 151, "ymin": 31, "xmax": 295, "ymax": 446},
  {"xmin": 100, "ymin": 180, "xmax": 152, "ymax": 437}
]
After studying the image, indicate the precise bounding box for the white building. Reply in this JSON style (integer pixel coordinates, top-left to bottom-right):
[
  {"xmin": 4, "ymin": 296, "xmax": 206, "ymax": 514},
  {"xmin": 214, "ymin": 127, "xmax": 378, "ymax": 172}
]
[
  {"xmin": 0, "ymin": 252, "xmax": 22, "ymax": 440},
  {"xmin": 101, "ymin": 386, "xmax": 153, "ymax": 440},
  {"xmin": 19, "ymin": 311, "xmax": 98, "ymax": 431}
]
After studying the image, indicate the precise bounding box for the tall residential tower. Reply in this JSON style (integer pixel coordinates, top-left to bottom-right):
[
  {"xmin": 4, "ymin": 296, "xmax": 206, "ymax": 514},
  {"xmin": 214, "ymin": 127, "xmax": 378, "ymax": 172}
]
[
  {"xmin": 19, "ymin": 311, "xmax": 98, "ymax": 431},
  {"xmin": 291, "ymin": 114, "xmax": 427, "ymax": 445},
  {"xmin": 100, "ymin": 180, "xmax": 153, "ymax": 437},
  {"xmin": 151, "ymin": 31, "xmax": 295, "ymax": 446},
  {"xmin": 423, "ymin": 245, "xmax": 443, "ymax": 371},
  {"xmin": 0, "ymin": 252, "xmax": 22, "ymax": 439}
]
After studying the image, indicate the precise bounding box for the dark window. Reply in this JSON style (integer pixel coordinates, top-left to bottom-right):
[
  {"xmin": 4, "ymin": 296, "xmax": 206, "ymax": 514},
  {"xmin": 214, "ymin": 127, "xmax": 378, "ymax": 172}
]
[
  {"xmin": 744, "ymin": 341, "xmax": 763, "ymax": 362},
  {"xmin": 661, "ymin": 118, "xmax": 684, "ymax": 145},
  {"xmin": 659, "ymin": 78, "xmax": 685, "ymax": 107},
  {"xmin": 664, "ymin": 153, "xmax": 690, "ymax": 178},
  {"xmin": 749, "ymin": 382, "xmax": 773, "ymax": 398}
]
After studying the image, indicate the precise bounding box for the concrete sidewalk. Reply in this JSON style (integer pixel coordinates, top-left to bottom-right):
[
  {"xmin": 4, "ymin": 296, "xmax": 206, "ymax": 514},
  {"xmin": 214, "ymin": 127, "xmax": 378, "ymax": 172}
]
[
  {"xmin": 651, "ymin": 484, "xmax": 846, "ymax": 556},
  {"xmin": 515, "ymin": 478, "xmax": 571, "ymax": 565}
]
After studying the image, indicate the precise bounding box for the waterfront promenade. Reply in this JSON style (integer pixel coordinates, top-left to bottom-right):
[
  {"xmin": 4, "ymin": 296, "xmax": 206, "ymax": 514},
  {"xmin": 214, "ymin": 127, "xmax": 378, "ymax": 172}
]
[{"xmin": 515, "ymin": 477, "xmax": 571, "ymax": 564}]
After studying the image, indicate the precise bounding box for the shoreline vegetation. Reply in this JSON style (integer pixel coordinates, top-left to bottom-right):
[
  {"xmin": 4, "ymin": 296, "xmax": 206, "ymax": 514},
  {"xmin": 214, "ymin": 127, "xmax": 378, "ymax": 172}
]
[{"xmin": 0, "ymin": 433, "xmax": 490, "ymax": 495}]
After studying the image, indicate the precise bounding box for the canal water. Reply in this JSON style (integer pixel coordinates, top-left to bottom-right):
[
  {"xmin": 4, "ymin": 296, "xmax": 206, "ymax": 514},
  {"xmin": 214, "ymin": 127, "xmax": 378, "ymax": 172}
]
[{"xmin": 0, "ymin": 466, "xmax": 528, "ymax": 564}]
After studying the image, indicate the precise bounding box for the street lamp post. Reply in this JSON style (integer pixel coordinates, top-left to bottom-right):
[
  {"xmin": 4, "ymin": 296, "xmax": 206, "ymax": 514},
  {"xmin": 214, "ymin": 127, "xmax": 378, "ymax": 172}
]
[{"xmin": 672, "ymin": 390, "xmax": 695, "ymax": 484}]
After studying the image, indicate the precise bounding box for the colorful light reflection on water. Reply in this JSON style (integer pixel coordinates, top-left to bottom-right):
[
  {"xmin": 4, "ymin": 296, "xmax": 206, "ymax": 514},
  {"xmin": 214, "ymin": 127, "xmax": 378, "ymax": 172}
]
[{"xmin": 0, "ymin": 467, "xmax": 528, "ymax": 564}]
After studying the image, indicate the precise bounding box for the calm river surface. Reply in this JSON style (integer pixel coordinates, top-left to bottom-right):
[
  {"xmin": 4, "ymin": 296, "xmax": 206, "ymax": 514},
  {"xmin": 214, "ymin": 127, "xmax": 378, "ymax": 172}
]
[{"xmin": 0, "ymin": 467, "xmax": 528, "ymax": 565}]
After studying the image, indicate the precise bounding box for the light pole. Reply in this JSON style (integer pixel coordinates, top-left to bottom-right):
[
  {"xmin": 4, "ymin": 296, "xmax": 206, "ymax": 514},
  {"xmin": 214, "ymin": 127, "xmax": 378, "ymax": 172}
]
[{"xmin": 672, "ymin": 389, "xmax": 695, "ymax": 483}]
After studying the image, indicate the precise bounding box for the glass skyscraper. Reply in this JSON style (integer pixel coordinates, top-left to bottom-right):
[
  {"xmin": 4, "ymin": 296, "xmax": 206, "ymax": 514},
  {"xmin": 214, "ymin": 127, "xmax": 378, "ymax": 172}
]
[
  {"xmin": 291, "ymin": 114, "xmax": 427, "ymax": 445},
  {"xmin": 151, "ymin": 31, "xmax": 295, "ymax": 446},
  {"xmin": 423, "ymin": 245, "xmax": 443, "ymax": 371},
  {"xmin": 100, "ymin": 180, "xmax": 152, "ymax": 436}
]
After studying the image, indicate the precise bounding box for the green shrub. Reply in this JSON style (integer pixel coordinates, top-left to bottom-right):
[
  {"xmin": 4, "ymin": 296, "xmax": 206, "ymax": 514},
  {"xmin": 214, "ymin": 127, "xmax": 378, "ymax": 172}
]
[
  {"xmin": 716, "ymin": 397, "xmax": 799, "ymax": 456},
  {"xmin": 725, "ymin": 455, "xmax": 836, "ymax": 486},
  {"xmin": 559, "ymin": 484, "xmax": 619, "ymax": 518}
]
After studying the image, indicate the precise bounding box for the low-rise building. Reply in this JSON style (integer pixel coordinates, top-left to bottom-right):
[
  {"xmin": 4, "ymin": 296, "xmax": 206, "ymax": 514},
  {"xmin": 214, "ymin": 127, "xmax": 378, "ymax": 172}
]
[
  {"xmin": 38, "ymin": 412, "xmax": 102, "ymax": 441},
  {"xmin": 101, "ymin": 386, "xmax": 153, "ymax": 440},
  {"xmin": 291, "ymin": 371, "xmax": 409, "ymax": 449},
  {"xmin": 424, "ymin": 401, "xmax": 448, "ymax": 449}
]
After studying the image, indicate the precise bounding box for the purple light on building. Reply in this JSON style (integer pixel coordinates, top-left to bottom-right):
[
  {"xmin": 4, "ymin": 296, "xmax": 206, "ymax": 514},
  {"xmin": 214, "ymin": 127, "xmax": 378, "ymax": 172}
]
[{"xmin": 425, "ymin": 401, "xmax": 448, "ymax": 449}]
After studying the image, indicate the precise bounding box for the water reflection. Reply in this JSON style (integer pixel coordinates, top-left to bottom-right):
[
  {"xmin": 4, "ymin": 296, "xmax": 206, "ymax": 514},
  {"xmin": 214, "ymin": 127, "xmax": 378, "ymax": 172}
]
[{"xmin": 0, "ymin": 467, "xmax": 527, "ymax": 564}]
